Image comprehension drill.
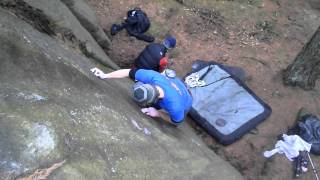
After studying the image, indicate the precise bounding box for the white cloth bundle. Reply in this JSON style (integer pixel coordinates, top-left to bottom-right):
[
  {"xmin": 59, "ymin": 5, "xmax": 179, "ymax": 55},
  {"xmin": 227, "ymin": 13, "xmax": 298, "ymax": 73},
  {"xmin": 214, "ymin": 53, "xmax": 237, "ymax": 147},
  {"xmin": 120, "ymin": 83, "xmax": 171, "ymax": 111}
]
[{"xmin": 263, "ymin": 134, "xmax": 312, "ymax": 161}]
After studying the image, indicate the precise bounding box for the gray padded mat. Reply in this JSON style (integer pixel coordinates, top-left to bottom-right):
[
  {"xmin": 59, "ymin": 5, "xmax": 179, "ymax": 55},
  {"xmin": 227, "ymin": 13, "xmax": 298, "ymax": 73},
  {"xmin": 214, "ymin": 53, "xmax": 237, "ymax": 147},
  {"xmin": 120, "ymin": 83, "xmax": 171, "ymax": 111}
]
[{"xmin": 188, "ymin": 65, "xmax": 265, "ymax": 135}]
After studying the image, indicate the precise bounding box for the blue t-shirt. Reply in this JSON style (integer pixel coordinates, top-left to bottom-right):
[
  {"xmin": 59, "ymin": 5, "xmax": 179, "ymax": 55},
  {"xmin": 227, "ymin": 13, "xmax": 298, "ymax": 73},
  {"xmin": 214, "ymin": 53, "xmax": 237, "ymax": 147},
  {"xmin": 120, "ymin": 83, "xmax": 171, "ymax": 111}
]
[{"xmin": 134, "ymin": 69, "xmax": 192, "ymax": 123}]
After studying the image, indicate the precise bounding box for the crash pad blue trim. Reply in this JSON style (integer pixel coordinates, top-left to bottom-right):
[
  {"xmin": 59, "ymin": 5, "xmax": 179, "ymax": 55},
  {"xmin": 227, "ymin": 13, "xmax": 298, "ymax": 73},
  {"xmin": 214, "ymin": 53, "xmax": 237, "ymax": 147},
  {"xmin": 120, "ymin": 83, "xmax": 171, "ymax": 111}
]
[{"xmin": 185, "ymin": 60, "xmax": 272, "ymax": 145}]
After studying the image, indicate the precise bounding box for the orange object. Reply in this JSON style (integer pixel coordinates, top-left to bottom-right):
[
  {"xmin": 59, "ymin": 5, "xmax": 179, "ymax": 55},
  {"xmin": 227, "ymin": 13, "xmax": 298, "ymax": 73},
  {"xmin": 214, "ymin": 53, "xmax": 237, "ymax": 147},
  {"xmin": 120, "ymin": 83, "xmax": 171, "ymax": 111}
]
[{"xmin": 159, "ymin": 56, "xmax": 168, "ymax": 72}]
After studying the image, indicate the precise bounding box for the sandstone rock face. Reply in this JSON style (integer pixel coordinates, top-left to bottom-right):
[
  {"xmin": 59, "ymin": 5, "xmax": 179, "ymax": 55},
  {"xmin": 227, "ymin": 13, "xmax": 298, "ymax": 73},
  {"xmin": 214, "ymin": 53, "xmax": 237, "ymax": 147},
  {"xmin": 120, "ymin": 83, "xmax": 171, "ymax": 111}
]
[
  {"xmin": 0, "ymin": 6, "xmax": 242, "ymax": 180},
  {"xmin": 23, "ymin": 0, "xmax": 119, "ymax": 69},
  {"xmin": 61, "ymin": 0, "xmax": 112, "ymax": 50}
]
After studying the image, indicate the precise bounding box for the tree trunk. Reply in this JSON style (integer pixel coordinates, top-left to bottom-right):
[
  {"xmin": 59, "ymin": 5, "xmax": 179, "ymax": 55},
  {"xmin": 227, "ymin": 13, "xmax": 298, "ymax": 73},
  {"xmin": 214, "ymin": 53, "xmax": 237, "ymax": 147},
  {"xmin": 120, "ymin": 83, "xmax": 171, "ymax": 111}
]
[{"xmin": 283, "ymin": 26, "xmax": 320, "ymax": 90}]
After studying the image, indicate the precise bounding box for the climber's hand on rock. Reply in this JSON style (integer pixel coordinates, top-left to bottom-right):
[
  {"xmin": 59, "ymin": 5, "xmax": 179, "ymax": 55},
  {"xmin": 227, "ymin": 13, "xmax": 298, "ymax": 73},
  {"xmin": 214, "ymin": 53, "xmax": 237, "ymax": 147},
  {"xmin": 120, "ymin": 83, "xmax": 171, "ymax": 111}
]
[
  {"xmin": 90, "ymin": 67, "xmax": 108, "ymax": 79},
  {"xmin": 141, "ymin": 107, "xmax": 160, "ymax": 117}
]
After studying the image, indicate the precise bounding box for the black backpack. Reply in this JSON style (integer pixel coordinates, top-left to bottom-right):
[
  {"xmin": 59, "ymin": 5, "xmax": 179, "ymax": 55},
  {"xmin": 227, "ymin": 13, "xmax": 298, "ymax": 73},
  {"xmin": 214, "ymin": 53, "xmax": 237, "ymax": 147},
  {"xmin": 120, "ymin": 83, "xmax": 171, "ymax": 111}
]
[
  {"xmin": 126, "ymin": 8, "xmax": 150, "ymax": 33},
  {"xmin": 288, "ymin": 114, "xmax": 320, "ymax": 155},
  {"xmin": 111, "ymin": 8, "xmax": 154, "ymax": 42}
]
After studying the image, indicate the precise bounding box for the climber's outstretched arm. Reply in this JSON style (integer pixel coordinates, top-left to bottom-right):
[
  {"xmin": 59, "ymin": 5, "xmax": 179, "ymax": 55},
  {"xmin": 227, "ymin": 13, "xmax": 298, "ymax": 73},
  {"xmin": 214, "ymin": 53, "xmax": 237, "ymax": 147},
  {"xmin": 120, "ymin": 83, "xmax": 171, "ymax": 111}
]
[{"xmin": 91, "ymin": 68, "xmax": 130, "ymax": 79}]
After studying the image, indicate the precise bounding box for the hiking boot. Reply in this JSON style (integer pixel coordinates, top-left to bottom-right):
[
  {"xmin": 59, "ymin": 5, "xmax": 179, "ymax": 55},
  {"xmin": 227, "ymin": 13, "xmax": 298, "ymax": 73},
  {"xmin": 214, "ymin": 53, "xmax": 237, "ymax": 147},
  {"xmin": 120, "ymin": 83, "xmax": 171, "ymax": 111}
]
[
  {"xmin": 110, "ymin": 24, "xmax": 119, "ymax": 36},
  {"xmin": 110, "ymin": 24, "xmax": 125, "ymax": 36},
  {"xmin": 143, "ymin": 35, "xmax": 155, "ymax": 42}
]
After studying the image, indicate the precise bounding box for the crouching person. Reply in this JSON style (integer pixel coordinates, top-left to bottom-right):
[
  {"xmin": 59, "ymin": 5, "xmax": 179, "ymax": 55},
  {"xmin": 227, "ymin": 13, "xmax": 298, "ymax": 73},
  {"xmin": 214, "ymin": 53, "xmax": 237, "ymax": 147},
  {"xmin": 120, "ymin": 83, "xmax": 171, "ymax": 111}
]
[
  {"xmin": 90, "ymin": 68, "xmax": 192, "ymax": 125},
  {"xmin": 133, "ymin": 36, "xmax": 176, "ymax": 73}
]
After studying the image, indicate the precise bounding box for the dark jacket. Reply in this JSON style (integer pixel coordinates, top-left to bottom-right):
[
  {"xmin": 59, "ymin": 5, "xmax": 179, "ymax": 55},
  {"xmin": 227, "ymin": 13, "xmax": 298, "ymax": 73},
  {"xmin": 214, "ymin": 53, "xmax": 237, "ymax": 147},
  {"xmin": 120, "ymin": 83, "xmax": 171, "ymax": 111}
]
[
  {"xmin": 111, "ymin": 8, "xmax": 154, "ymax": 42},
  {"xmin": 134, "ymin": 43, "xmax": 167, "ymax": 71},
  {"xmin": 125, "ymin": 9, "xmax": 150, "ymax": 35},
  {"xmin": 124, "ymin": 9, "xmax": 154, "ymax": 42}
]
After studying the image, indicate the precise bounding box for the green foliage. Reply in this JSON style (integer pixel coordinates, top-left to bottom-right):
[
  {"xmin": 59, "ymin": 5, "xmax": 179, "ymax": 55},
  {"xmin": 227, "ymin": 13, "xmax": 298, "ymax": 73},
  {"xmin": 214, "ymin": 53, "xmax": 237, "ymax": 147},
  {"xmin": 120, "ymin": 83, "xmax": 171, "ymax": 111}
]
[
  {"xmin": 251, "ymin": 20, "xmax": 278, "ymax": 43},
  {"xmin": 233, "ymin": 0, "xmax": 263, "ymax": 7}
]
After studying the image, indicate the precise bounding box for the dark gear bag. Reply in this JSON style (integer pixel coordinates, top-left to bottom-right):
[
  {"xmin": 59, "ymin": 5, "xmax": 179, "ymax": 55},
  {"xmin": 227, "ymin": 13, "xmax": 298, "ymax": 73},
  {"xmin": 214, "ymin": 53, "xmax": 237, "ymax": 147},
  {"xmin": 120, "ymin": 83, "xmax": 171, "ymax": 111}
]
[
  {"xmin": 111, "ymin": 8, "xmax": 154, "ymax": 42},
  {"xmin": 126, "ymin": 8, "xmax": 150, "ymax": 32},
  {"xmin": 297, "ymin": 115, "xmax": 320, "ymax": 155}
]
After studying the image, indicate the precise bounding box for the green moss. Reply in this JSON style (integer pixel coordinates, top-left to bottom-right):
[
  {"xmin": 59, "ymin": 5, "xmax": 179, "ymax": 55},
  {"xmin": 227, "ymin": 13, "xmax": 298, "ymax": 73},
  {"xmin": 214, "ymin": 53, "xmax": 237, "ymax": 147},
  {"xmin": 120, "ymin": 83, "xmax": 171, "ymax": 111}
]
[
  {"xmin": 248, "ymin": 0, "xmax": 263, "ymax": 7},
  {"xmin": 0, "ymin": 0, "xmax": 55, "ymax": 35},
  {"xmin": 296, "ymin": 108, "xmax": 312, "ymax": 122}
]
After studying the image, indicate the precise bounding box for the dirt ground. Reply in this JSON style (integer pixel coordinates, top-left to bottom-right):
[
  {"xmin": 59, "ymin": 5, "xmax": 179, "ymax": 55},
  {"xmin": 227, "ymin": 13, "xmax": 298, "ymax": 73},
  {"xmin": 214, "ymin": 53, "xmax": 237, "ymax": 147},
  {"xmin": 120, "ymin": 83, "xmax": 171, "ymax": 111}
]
[{"xmin": 87, "ymin": 0, "xmax": 320, "ymax": 179}]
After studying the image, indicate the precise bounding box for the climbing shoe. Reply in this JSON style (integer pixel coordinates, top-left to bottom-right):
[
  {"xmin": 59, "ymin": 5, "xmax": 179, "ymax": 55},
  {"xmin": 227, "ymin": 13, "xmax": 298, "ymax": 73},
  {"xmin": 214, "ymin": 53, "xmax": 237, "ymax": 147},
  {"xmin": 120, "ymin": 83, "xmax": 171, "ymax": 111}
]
[{"xmin": 110, "ymin": 24, "xmax": 122, "ymax": 36}]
